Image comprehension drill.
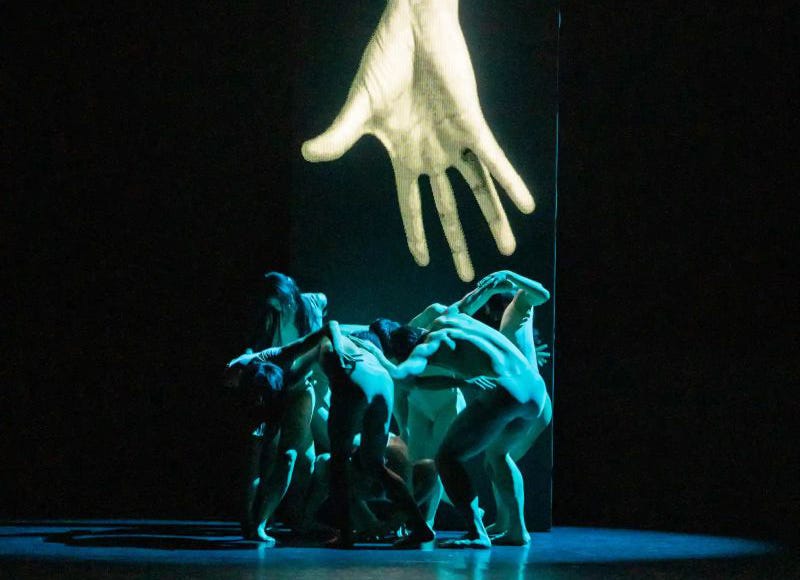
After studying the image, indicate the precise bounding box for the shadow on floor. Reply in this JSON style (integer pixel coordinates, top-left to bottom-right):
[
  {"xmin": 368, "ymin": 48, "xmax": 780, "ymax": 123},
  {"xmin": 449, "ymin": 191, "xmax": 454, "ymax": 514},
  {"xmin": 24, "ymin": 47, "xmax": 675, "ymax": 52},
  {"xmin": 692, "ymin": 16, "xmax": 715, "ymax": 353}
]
[
  {"xmin": 44, "ymin": 529, "xmax": 255, "ymax": 551},
  {"xmin": 38, "ymin": 522, "xmax": 401, "ymax": 551}
]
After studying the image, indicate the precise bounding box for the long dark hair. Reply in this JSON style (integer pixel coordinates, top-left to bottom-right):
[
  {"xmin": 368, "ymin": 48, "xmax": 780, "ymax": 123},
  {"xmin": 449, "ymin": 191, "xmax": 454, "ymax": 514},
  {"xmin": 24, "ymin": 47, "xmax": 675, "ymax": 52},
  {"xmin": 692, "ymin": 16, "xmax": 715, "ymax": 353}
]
[
  {"xmin": 247, "ymin": 272, "xmax": 304, "ymax": 350},
  {"xmin": 369, "ymin": 318, "xmax": 426, "ymax": 362}
]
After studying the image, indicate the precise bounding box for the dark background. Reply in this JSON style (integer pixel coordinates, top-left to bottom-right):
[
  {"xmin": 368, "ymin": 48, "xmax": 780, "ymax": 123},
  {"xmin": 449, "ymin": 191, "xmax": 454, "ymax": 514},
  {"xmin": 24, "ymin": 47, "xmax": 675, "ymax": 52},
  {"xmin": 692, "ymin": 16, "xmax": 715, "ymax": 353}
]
[{"xmin": 1, "ymin": 0, "xmax": 796, "ymax": 547}]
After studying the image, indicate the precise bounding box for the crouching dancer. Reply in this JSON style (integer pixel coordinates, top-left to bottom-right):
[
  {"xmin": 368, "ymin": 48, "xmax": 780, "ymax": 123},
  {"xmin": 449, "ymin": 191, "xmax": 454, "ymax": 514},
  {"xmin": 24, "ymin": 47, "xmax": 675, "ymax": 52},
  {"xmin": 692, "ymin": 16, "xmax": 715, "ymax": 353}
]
[
  {"xmin": 359, "ymin": 302, "xmax": 551, "ymax": 549},
  {"xmin": 228, "ymin": 321, "xmax": 434, "ymax": 549},
  {"xmin": 312, "ymin": 433, "xmax": 440, "ymax": 542}
]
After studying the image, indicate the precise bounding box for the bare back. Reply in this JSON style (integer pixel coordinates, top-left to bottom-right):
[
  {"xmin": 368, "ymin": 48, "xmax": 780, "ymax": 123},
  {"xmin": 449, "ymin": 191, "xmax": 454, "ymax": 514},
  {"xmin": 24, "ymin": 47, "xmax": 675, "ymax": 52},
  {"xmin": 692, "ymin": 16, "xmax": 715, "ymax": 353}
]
[
  {"xmin": 338, "ymin": 336, "xmax": 395, "ymax": 409},
  {"xmin": 426, "ymin": 312, "xmax": 545, "ymax": 407}
]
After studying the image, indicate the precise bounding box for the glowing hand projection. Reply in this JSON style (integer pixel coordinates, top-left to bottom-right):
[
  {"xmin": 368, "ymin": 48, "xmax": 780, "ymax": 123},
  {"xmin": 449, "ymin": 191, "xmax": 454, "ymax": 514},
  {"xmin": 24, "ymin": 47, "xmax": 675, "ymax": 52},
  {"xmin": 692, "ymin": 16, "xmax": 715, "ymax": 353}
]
[{"xmin": 302, "ymin": 0, "xmax": 535, "ymax": 282}]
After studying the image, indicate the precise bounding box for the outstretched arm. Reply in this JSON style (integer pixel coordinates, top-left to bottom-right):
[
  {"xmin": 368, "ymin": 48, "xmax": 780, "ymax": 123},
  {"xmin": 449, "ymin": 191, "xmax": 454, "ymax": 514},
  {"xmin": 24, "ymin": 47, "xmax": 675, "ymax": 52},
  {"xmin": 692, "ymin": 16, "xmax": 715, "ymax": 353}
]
[
  {"xmin": 414, "ymin": 375, "xmax": 498, "ymax": 392},
  {"xmin": 420, "ymin": 272, "xmax": 508, "ymax": 323},
  {"xmin": 281, "ymin": 320, "xmax": 357, "ymax": 383},
  {"xmin": 353, "ymin": 330, "xmax": 456, "ymax": 380},
  {"xmin": 408, "ymin": 282, "xmax": 504, "ymax": 331},
  {"xmin": 350, "ymin": 336, "xmax": 403, "ymax": 377},
  {"xmin": 408, "ymin": 269, "xmax": 534, "ymax": 329},
  {"xmin": 340, "ymin": 324, "xmax": 370, "ymax": 335},
  {"xmin": 477, "ymin": 270, "xmax": 550, "ymax": 307},
  {"xmin": 449, "ymin": 284, "xmax": 497, "ymax": 317},
  {"xmin": 230, "ymin": 321, "xmax": 354, "ymax": 385},
  {"xmin": 408, "ymin": 303, "xmax": 447, "ymax": 330}
]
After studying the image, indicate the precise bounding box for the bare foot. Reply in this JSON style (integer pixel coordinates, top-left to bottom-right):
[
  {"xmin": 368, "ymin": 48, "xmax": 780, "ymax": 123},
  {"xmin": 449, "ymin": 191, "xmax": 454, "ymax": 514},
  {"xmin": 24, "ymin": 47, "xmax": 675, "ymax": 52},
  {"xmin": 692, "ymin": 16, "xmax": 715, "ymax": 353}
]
[
  {"xmin": 491, "ymin": 530, "xmax": 530, "ymax": 546},
  {"xmin": 438, "ymin": 532, "xmax": 491, "ymax": 549},
  {"xmin": 255, "ymin": 522, "xmax": 277, "ymax": 546},
  {"xmin": 392, "ymin": 526, "xmax": 435, "ymax": 549},
  {"xmin": 485, "ymin": 523, "xmax": 507, "ymax": 537}
]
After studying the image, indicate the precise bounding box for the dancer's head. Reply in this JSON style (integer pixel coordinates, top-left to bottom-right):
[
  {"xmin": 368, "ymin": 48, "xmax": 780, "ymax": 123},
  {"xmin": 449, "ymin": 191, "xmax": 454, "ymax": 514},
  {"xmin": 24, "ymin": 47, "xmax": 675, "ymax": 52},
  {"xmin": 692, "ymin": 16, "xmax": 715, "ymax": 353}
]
[
  {"xmin": 258, "ymin": 271, "xmax": 325, "ymax": 347},
  {"xmin": 244, "ymin": 360, "xmax": 285, "ymax": 411},
  {"xmin": 369, "ymin": 318, "xmax": 426, "ymax": 362},
  {"xmin": 263, "ymin": 271, "xmax": 302, "ymax": 319},
  {"xmin": 472, "ymin": 290, "xmax": 515, "ymax": 329},
  {"xmin": 350, "ymin": 329, "xmax": 383, "ymax": 351},
  {"xmin": 263, "ymin": 272, "xmax": 328, "ymax": 340}
]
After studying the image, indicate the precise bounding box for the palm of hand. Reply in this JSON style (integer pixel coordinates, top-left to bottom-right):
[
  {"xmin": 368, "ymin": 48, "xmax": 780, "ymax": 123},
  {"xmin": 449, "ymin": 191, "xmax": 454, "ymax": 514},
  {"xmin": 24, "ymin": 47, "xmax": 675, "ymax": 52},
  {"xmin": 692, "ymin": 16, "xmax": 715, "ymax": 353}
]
[{"xmin": 302, "ymin": 0, "xmax": 535, "ymax": 281}]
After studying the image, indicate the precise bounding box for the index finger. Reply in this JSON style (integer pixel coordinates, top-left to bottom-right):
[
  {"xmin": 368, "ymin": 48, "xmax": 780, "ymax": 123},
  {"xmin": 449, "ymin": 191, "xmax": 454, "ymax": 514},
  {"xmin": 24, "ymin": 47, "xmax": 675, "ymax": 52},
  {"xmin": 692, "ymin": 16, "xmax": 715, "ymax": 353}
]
[{"xmin": 472, "ymin": 126, "xmax": 535, "ymax": 214}]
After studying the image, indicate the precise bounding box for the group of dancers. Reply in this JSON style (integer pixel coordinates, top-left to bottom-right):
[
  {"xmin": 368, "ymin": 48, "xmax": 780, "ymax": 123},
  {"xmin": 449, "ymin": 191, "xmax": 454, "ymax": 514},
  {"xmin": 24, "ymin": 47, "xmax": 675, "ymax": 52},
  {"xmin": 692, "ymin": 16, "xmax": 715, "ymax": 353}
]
[{"xmin": 224, "ymin": 270, "xmax": 552, "ymax": 549}]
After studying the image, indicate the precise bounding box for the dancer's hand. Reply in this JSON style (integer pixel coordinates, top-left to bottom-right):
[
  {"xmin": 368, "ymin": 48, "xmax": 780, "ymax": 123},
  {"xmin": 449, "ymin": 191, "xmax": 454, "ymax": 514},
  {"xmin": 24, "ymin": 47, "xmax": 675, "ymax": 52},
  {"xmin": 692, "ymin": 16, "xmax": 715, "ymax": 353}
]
[
  {"xmin": 480, "ymin": 270, "xmax": 551, "ymax": 307},
  {"xmin": 228, "ymin": 352, "xmax": 258, "ymax": 369},
  {"xmin": 476, "ymin": 270, "xmax": 517, "ymax": 294},
  {"xmin": 535, "ymin": 342, "xmax": 551, "ymax": 368},
  {"xmin": 338, "ymin": 351, "xmax": 363, "ymax": 372},
  {"xmin": 428, "ymin": 329, "xmax": 457, "ymax": 351},
  {"xmin": 349, "ymin": 336, "xmax": 381, "ymax": 357},
  {"xmin": 465, "ymin": 375, "xmax": 498, "ymax": 391},
  {"xmin": 302, "ymin": 0, "xmax": 534, "ymax": 282}
]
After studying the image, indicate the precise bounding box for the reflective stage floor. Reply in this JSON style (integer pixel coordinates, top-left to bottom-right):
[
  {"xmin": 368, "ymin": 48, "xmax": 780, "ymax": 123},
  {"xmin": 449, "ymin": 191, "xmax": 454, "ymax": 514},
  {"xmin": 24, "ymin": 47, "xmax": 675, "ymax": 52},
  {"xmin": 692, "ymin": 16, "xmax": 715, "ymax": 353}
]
[{"xmin": 0, "ymin": 520, "xmax": 796, "ymax": 579}]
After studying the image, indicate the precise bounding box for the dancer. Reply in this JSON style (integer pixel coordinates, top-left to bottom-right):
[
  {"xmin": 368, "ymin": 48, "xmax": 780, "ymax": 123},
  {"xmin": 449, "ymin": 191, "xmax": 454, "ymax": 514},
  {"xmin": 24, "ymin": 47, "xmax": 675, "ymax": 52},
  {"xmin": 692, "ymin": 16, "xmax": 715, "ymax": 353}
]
[
  {"xmin": 367, "ymin": 275, "xmax": 548, "ymax": 529},
  {"xmin": 247, "ymin": 271, "xmax": 331, "ymax": 453},
  {"xmin": 394, "ymin": 274, "xmax": 549, "ymax": 461},
  {"xmin": 310, "ymin": 433, "xmax": 440, "ymax": 542},
  {"xmin": 229, "ymin": 321, "xmax": 436, "ymax": 549},
  {"xmin": 456, "ymin": 271, "xmax": 553, "ymax": 543},
  {"xmin": 229, "ymin": 272, "xmax": 329, "ymax": 542},
  {"xmin": 357, "ymin": 276, "xmax": 551, "ymax": 548}
]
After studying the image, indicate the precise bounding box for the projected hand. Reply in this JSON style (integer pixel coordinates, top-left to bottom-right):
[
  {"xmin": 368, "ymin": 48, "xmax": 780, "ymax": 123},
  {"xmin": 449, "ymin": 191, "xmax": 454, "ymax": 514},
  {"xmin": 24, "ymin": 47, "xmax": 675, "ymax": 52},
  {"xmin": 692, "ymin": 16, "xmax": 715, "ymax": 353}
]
[{"xmin": 302, "ymin": 0, "xmax": 535, "ymax": 282}]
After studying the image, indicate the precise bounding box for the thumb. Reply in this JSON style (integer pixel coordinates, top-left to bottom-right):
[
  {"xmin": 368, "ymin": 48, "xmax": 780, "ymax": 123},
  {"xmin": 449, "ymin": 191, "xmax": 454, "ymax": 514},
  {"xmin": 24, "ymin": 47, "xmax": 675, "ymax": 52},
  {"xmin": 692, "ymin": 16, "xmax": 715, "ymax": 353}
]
[{"xmin": 301, "ymin": 89, "xmax": 371, "ymax": 162}]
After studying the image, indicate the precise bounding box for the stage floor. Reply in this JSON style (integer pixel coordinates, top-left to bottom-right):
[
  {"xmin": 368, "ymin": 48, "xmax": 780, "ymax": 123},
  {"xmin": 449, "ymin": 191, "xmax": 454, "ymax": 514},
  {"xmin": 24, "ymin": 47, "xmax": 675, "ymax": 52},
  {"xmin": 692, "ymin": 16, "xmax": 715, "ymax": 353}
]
[{"xmin": 0, "ymin": 520, "xmax": 795, "ymax": 579}]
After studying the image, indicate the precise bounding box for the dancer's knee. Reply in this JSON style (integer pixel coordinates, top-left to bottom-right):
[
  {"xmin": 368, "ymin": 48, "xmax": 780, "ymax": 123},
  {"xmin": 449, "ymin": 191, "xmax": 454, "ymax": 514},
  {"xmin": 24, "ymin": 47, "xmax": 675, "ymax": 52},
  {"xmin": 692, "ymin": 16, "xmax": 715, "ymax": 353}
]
[{"xmin": 278, "ymin": 448, "xmax": 298, "ymax": 471}]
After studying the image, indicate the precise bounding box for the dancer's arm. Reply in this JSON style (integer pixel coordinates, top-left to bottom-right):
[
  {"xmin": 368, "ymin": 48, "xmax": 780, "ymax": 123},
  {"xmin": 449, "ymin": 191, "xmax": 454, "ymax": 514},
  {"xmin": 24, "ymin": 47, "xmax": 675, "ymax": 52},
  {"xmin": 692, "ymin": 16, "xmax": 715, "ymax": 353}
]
[
  {"xmin": 408, "ymin": 303, "xmax": 447, "ymax": 329},
  {"xmin": 409, "ymin": 270, "xmax": 543, "ymax": 331},
  {"xmin": 478, "ymin": 270, "xmax": 550, "ymax": 307},
  {"xmin": 247, "ymin": 321, "xmax": 356, "ymax": 384},
  {"xmin": 409, "ymin": 288, "xmax": 495, "ymax": 331},
  {"xmin": 340, "ymin": 323, "xmax": 369, "ymax": 334},
  {"xmin": 413, "ymin": 375, "xmax": 498, "ymax": 392},
  {"xmin": 355, "ymin": 329, "xmax": 455, "ymax": 380},
  {"xmin": 449, "ymin": 284, "xmax": 496, "ymax": 317}
]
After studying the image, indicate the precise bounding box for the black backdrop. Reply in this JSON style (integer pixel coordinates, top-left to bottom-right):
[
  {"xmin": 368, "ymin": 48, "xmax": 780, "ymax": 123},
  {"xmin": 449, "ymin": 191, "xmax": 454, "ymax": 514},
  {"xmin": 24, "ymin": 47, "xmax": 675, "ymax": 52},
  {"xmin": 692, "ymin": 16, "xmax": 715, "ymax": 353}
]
[{"xmin": 1, "ymin": 1, "xmax": 797, "ymax": 545}]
